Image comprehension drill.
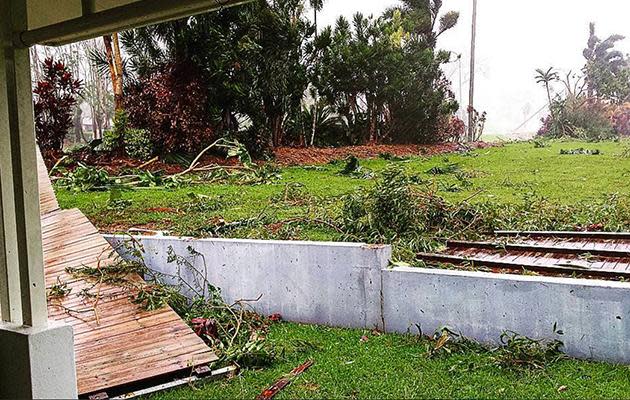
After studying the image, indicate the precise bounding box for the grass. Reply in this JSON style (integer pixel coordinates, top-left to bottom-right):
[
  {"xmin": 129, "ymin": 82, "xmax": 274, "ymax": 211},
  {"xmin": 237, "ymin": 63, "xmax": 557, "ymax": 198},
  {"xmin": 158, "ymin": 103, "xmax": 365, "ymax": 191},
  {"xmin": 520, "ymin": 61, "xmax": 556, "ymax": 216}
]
[
  {"xmin": 57, "ymin": 140, "xmax": 630, "ymax": 240},
  {"xmin": 152, "ymin": 322, "xmax": 630, "ymax": 399},
  {"xmin": 56, "ymin": 139, "xmax": 630, "ymax": 398}
]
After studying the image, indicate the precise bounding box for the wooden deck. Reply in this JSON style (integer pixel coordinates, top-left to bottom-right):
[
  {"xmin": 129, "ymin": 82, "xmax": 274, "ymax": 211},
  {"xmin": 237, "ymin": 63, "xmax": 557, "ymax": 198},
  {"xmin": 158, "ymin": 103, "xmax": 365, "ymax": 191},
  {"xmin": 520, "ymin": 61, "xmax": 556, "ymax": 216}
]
[
  {"xmin": 418, "ymin": 232, "xmax": 630, "ymax": 279},
  {"xmin": 38, "ymin": 156, "xmax": 217, "ymax": 396}
]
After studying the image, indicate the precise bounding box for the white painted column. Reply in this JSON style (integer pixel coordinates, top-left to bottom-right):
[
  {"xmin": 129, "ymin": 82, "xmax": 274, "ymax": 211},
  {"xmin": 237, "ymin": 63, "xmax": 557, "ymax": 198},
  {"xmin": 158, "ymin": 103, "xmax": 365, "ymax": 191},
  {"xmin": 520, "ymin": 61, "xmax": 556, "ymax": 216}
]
[
  {"xmin": 0, "ymin": 2, "xmax": 78, "ymax": 398},
  {"xmin": 0, "ymin": 0, "xmax": 48, "ymax": 328}
]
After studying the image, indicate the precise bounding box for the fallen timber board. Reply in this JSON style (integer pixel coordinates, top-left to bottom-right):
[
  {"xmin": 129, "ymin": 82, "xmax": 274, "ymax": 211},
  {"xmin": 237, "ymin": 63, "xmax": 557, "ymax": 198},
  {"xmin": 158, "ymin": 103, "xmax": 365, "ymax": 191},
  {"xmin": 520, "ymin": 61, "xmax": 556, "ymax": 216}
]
[
  {"xmin": 495, "ymin": 230, "xmax": 630, "ymax": 240},
  {"xmin": 446, "ymin": 240, "xmax": 630, "ymax": 258},
  {"xmin": 417, "ymin": 252, "xmax": 630, "ymax": 279},
  {"xmin": 38, "ymin": 158, "xmax": 218, "ymax": 396}
]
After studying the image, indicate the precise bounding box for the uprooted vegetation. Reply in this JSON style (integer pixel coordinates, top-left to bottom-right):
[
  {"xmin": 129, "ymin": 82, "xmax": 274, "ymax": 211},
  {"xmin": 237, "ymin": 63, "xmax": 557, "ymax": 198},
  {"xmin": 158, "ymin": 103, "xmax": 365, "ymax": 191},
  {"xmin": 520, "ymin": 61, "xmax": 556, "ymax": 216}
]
[
  {"xmin": 57, "ymin": 141, "xmax": 630, "ymax": 263},
  {"xmin": 52, "ymin": 139, "xmax": 280, "ymax": 192},
  {"xmin": 425, "ymin": 326, "xmax": 566, "ymax": 371}
]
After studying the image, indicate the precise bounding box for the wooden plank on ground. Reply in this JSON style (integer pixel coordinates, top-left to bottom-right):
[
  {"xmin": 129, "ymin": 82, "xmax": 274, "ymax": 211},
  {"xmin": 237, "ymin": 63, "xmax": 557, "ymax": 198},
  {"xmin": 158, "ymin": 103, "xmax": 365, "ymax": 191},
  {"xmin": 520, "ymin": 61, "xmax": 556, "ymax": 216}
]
[{"xmin": 38, "ymin": 156, "xmax": 218, "ymax": 396}]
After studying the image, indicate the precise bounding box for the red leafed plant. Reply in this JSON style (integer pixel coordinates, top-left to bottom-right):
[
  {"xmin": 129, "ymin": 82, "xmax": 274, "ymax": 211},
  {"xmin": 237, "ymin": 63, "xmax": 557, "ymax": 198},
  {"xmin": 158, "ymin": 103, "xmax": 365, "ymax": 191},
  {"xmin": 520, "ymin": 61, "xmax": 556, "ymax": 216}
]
[
  {"xmin": 124, "ymin": 63, "xmax": 217, "ymax": 155},
  {"xmin": 612, "ymin": 103, "xmax": 630, "ymax": 137},
  {"xmin": 33, "ymin": 57, "xmax": 82, "ymax": 152}
]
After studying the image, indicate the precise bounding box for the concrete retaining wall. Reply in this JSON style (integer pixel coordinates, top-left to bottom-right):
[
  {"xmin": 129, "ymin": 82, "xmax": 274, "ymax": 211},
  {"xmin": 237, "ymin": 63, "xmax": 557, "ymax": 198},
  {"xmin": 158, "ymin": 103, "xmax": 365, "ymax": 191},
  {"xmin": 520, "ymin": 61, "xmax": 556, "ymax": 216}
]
[
  {"xmin": 105, "ymin": 234, "xmax": 630, "ymax": 364},
  {"xmin": 383, "ymin": 267, "xmax": 630, "ymax": 363},
  {"xmin": 105, "ymin": 235, "xmax": 390, "ymax": 330}
]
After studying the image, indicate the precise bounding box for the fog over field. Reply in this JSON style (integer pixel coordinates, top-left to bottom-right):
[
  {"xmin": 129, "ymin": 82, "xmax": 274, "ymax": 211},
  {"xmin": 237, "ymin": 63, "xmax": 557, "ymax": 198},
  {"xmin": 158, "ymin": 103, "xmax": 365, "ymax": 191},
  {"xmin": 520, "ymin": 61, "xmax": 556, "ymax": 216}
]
[{"xmin": 317, "ymin": 0, "xmax": 630, "ymax": 137}]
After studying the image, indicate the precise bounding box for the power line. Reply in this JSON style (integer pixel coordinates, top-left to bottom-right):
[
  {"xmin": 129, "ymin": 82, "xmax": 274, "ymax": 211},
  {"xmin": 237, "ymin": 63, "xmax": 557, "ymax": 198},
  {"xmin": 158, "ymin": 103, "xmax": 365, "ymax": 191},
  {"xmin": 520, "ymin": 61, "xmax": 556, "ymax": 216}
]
[
  {"xmin": 467, "ymin": 0, "xmax": 477, "ymax": 142},
  {"xmin": 511, "ymin": 103, "xmax": 547, "ymax": 133}
]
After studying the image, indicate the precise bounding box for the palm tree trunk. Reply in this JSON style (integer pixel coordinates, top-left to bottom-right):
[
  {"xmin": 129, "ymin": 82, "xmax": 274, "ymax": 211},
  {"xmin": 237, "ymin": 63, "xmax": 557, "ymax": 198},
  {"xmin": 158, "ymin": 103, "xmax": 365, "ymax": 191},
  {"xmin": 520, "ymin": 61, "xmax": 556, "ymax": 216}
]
[
  {"xmin": 103, "ymin": 34, "xmax": 124, "ymax": 111},
  {"xmin": 112, "ymin": 32, "xmax": 125, "ymax": 110}
]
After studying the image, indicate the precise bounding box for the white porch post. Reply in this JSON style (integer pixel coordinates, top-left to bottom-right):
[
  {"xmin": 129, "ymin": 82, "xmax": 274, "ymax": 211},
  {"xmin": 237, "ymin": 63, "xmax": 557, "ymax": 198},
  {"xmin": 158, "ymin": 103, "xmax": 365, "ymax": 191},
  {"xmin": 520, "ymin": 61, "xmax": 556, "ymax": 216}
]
[
  {"xmin": 0, "ymin": 0, "xmax": 77, "ymax": 398},
  {"xmin": 0, "ymin": 0, "xmax": 48, "ymax": 329}
]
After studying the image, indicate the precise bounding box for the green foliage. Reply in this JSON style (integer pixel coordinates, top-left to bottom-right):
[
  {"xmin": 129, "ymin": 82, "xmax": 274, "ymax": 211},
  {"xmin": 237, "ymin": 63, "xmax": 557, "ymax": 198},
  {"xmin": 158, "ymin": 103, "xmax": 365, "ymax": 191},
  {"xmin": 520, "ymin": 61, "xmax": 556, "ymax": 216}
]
[
  {"xmin": 117, "ymin": 0, "xmax": 460, "ymax": 153},
  {"xmin": 56, "ymin": 163, "xmax": 111, "ymax": 192},
  {"xmin": 102, "ymin": 109, "xmax": 128, "ymax": 152},
  {"xmin": 124, "ymin": 128, "xmax": 153, "ymax": 160},
  {"xmin": 538, "ymin": 23, "xmax": 629, "ymax": 139},
  {"xmin": 186, "ymin": 192, "xmax": 225, "ymax": 212},
  {"xmin": 583, "ymin": 22, "xmax": 630, "ymax": 103},
  {"xmin": 47, "ymin": 278, "xmax": 72, "ymax": 300},
  {"xmin": 338, "ymin": 165, "xmax": 482, "ymax": 257},
  {"xmin": 149, "ymin": 245, "xmax": 280, "ymax": 367},
  {"xmin": 106, "ymin": 189, "xmax": 132, "ymax": 210},
  {"xmin": 491, "ymin": 330, "xmax": 565, "ymax": 371},
  {"xmin": 102, "ymin": 110, "xmax": 154, "ymax": 159},
  {"xmin": 120, "ymin": 0, "xmax": 314, "ymax": 153},
  {"xmin": 539, "ymin": 98, "xmax": 616, "ymax": 140},
  {"xmin": 309, "ymin": 2, "xmax": 459, "ymax": 145}
]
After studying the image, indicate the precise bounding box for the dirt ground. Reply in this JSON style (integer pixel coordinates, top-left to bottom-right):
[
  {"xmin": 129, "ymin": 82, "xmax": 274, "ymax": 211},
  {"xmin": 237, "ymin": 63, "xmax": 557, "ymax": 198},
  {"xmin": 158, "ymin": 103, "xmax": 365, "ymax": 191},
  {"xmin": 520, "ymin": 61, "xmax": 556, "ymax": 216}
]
[{"xmin": 273, "ymin": 142, "xmax": 494, "ymax": 166}]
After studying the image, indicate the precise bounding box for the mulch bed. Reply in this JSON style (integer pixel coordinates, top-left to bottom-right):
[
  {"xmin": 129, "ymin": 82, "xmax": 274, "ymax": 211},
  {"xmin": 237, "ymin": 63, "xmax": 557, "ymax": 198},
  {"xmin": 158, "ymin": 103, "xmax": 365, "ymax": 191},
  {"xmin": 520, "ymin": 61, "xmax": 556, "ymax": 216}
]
[{"xmin": 273, "ymin": 142, "xmax": 495, "ymax": 166}]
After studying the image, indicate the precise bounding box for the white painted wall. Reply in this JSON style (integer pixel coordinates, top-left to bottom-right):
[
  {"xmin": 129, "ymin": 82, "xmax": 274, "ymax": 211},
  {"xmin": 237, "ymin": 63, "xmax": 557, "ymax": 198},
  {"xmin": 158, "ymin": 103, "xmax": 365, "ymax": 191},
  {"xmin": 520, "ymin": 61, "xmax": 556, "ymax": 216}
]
[
  {"xmin": 106, "ymin": 235, "xmax": 390, "ymax": 329},
  {"xmin": 383, "ymin": 267, "xmax": 630, "ymax": 363},
  {"xmin": 106, "ymin": 235, "xmax": 630, "ymax": 364}
]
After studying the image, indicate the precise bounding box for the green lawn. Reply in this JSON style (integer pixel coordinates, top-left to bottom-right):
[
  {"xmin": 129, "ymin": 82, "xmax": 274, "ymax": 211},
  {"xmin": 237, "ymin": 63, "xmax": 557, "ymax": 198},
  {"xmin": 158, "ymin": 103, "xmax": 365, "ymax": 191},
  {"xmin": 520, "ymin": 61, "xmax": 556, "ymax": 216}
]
[
  {"xmin": 56, "ymin": 140, "xmax": 630, "ymax": 399},
  {"xmin": 57, "ymin": 140, "xmax": 630, "ymax": 239},
  {"xmin": 152, "ymin": 322, "xmax": 630, "ymax": 399}
]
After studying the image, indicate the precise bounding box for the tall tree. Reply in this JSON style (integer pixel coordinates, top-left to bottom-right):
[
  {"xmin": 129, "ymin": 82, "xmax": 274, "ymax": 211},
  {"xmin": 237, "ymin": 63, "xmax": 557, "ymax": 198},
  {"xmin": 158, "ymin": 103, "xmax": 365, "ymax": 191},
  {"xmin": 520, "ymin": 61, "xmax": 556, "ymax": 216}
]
[
  {"xmin": 102, "ymin": 33, "xmax": 124, "ymax": 110},
  {"xmin": 583, "ymin": 22, "xmax": 630, "ymax": 103},
  {"xmin": 308, "ymin": 0, "xmax": 325, "ymax": 146}
]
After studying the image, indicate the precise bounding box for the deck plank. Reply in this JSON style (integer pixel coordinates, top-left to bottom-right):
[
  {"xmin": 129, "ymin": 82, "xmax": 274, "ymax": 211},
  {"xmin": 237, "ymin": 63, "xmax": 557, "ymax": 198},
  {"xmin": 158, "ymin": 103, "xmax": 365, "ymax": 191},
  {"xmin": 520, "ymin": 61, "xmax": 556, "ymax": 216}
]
[{"xmin": 38, "ymin": 157, "xmax": 217, "ymax": 396}]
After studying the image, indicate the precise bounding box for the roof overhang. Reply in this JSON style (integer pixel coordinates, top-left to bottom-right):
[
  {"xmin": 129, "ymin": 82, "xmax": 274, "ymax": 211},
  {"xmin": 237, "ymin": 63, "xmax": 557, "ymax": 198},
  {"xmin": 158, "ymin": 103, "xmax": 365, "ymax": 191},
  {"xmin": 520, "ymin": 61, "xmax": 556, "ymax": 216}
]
[{"xmin": 17, "ymin": 0, "xmax": 250, "ymax": 47}]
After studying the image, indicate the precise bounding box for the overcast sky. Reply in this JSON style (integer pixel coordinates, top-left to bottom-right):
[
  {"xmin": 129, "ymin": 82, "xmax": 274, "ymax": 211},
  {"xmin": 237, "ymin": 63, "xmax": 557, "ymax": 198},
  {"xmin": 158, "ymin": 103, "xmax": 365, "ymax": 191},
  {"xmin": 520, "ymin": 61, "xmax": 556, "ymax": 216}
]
[{"xmin": 317, "ymin": 0, "xmax": 630, "ymax": 136}]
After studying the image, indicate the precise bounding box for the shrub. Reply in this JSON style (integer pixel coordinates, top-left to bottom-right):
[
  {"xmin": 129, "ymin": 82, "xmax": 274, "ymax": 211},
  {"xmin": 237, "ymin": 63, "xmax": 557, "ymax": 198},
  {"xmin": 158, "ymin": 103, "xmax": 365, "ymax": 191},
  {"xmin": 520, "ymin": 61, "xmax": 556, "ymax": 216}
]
[
  {"xmin": 33, "ymin": 58, "xmax": 82, "ymax": 152},
  {"xmin": 124, "ymin": 129, "xmax": 153, "ymax": 160},
  {"xmin": 124, "ymin": 63, "xmax": 216, "ymax": 155},
  {"xmin": 612, "ymin": 103, "xmax": 630, "ymax": 137},
  {"xmin": 439, "ymin": 116, "xmax": 466, "ymax": 142},
  {"xmin": 538, "ymin": 98, "xmax": 616, "ymax": 140}
]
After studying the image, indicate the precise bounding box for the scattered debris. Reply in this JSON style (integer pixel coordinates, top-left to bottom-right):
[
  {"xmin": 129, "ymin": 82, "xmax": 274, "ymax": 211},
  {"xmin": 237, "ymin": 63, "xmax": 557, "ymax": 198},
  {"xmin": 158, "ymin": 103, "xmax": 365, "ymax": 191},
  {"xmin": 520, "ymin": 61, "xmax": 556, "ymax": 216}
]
[
  {"xmin": 338, "ymin": 155, "xmax": 375, "ymax": 179},
  {"xmin": 420, "ymin": 233, "xmax": 630, "ymax": 280},
  {"xmin": 427, "ymin": 163, "xmax": 460, "ymax": 175},
  {"xmin": 256, "ymin": 360, "xmax": 314, "ymax": 400},
  {"xmin": 491, "ymin": 330, "xmax": 565, "ymax": 370},
  {"xmin": 47, "ymin": 278, "xmax": 71, "ymax": 300},
  {"xmin": 53, "ymin": 139, "xmax": 279, "ymax": 192},
  {"xmin": 559, "ymin": 148, "xmax": 601, "ymax": 155},
  {"xmin": 533, "ymin": 139, "xmax": 549, "ymax": 148},
  {"xmin": 269, "ymin": 313, "xmax": 282, "ymax": 322}
]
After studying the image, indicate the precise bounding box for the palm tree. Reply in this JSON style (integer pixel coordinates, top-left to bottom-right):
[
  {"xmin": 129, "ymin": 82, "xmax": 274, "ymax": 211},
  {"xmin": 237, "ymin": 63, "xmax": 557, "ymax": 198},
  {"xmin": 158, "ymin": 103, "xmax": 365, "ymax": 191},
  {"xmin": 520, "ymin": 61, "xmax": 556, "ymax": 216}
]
[
  {"xmin": 535, "ymin": 67, "xmax": 559, "ymax": 119},
  {"xmin": 309, "ymin": 0, "xmax": 325, "ymax": 147}
]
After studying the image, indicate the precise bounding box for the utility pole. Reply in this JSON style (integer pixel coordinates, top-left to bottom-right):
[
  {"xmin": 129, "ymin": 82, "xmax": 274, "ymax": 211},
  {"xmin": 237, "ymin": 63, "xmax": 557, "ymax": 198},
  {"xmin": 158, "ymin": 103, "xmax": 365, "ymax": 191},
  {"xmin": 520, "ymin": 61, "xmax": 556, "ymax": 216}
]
[{"xmin": 467, "ymin": 0, "xmax": 477, "ymax": 142}]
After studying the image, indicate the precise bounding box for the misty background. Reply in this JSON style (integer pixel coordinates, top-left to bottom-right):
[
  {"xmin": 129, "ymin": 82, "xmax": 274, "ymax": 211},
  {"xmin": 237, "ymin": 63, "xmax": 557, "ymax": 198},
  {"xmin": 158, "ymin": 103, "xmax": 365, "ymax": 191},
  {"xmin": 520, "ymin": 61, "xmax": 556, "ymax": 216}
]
[{"xmin": 316, "ymin": 0, "xmax": 630, "ymax": 137}]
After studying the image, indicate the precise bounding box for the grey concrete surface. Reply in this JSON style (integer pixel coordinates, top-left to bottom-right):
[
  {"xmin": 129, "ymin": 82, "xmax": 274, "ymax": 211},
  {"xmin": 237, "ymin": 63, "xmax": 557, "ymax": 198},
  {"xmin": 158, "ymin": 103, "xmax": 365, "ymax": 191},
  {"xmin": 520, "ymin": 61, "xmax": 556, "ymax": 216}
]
[
  {"xmin": 383, "ymin": 267, "xmax": 630, "ymax": 363},
  {"xmin": 0, "ymin": 320, "xmax": 77, "ymax": 399},
  {"xmin": 106, "ymin": 235, "xmax": 391, "ymax": 330},
  {"xmin": 106, "ymin": 234, "xmax": 630, "ymax": 364}
]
